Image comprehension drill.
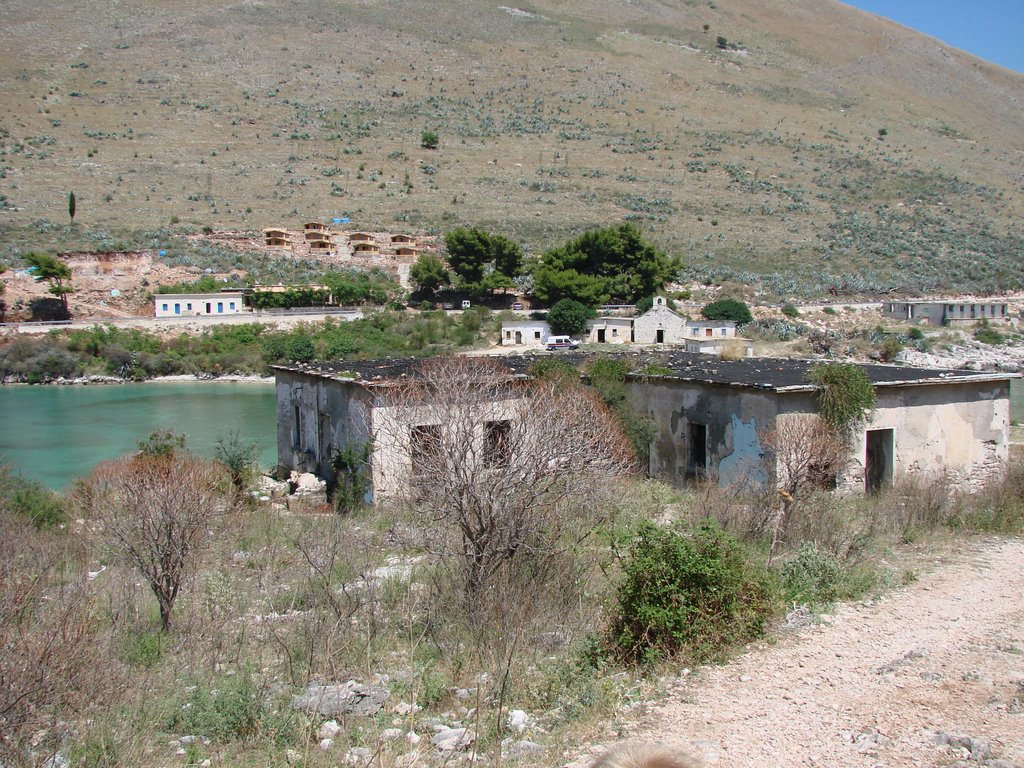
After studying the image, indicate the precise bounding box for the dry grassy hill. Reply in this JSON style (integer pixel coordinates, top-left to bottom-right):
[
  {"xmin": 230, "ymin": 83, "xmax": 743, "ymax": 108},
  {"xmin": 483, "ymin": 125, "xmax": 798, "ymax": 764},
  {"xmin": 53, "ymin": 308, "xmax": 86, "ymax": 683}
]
[{"xmin": 1, "ymin": 0, "xmax": 1022, "ymax": 295}]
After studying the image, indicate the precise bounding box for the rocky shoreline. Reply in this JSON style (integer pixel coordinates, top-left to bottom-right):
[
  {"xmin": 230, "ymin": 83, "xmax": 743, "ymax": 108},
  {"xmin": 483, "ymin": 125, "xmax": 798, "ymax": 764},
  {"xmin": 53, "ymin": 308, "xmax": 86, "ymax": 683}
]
[{"xmin": 1, "ymin": 373, "xmax": 274, "ymax": 386}]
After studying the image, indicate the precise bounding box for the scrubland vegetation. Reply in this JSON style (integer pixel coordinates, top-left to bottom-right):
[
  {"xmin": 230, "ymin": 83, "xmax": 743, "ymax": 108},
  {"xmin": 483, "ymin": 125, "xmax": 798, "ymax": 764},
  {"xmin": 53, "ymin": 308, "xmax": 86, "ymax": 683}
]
[
  {"xmin": 1, "ymin": 0, "xmax": 1022, "ymax": 297},
  {"xmin": 3, "ymin": 427, "xmax": 1022, "ymax": 767},
  {"xmin": 0, "ymin": 308, "xmax": 501, "ymax": 382}
]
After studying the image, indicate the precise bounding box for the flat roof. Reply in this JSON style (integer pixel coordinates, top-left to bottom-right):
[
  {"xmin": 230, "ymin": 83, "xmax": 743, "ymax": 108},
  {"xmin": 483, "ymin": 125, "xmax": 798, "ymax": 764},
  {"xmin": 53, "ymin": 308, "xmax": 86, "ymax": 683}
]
[{"xmin": 272, "ymin": 352, "xmax": 1018, "ymax": 391}]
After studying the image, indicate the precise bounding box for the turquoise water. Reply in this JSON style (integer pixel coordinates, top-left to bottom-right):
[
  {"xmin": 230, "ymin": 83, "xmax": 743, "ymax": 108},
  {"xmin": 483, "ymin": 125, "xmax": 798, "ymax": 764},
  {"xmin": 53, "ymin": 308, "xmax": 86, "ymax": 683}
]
[{"xmin": 0, "ymin": 382, "xmax": 277, "ymax": 489}]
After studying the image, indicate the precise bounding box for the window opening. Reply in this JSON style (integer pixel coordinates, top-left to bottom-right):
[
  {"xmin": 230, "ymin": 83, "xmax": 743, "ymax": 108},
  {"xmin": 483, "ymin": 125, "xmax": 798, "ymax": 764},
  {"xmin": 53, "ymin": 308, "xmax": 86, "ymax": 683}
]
[{"xmin": 484, "ymin": 420, "xmax": 512, "ymax": 467}]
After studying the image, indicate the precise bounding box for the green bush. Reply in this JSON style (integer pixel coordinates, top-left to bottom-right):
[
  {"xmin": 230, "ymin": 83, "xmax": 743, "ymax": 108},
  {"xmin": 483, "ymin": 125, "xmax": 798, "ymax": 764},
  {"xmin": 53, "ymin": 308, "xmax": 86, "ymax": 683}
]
[
  {"xmin": 167, "ymin": 670, "xmax": 295, "ymax": 746},
  {"xmin": 908, "ymin": 327, "xmax": 924, "ymax": 341},
  {"xmin": 0, "ymin": 468, "xmax": 66, "ymax": 528},
  {"xmin": 702, "ymin": 298, "xmax": 753, "ymax": 325},
  {"xmin": 974, "ymin": 323, "xmax": 1004, "ymax": 345},
  {"xmin": 806, "ymin": 363, "xmax": 876, "ymax": 431},
  {"xmin": 778, "ymin": 543, "xmax": 843, "ymax": 605},
  {"xmin": 548, "ymin": 298, "xmax": 595, "ymax": 336},
  {"xmin": 420, "ymin": 130, "xmax": 439, "ymax": 149},
  {"xmin": 585, "ymin": 358, "xmax": 656, "ymax": 465},
  {"xmin": 879, "ymin": 337, "xmax": 903, "ymax": 362},
  {"xmin": 781, "ymin": 303, "xmax": 799, "ymax": 318},
  {"xmin": 609, "ymin": 520, "xmax": 776, "ymax": 664}
]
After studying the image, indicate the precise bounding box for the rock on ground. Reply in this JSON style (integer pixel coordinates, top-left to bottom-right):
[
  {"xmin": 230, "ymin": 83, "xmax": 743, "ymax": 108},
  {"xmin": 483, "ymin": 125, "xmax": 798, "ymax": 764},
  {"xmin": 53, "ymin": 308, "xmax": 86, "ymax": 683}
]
[{"xmin": 291, "ymin": 681, "xmax": 389, "ymax": 718}]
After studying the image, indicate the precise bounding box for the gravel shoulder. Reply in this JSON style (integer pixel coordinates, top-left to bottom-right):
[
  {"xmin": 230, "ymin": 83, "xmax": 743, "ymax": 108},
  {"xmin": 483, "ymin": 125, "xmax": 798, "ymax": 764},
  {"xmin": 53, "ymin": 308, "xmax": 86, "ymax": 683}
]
[{"xmin": 575, "ymin": 537, "xmax": 1024, "ymax": 767}]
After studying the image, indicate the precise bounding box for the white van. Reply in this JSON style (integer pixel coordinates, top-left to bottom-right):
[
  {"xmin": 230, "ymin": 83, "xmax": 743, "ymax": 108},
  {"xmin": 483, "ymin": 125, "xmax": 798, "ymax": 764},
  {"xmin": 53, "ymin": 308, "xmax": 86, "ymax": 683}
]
[{"xmin": 545, "ymin": 335, "xmax": 580, "ymax": 351}]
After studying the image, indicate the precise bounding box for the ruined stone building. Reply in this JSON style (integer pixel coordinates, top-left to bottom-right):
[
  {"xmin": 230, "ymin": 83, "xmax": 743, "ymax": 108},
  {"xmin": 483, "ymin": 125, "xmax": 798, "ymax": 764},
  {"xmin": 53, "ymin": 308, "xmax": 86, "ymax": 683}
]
[{"xmin": 274, "ymin": 353, "xmax": 1015, "ymax": 500}]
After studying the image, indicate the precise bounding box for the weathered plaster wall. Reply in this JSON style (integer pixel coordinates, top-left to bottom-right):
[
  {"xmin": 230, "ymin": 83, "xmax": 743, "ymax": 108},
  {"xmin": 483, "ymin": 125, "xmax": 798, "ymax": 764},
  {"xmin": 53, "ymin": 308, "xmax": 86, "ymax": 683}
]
[
  {"xmin": 369, "ymin": 397, "xmax": 524, "ymax": 500},
  {"xmin": 586, "ymin": 317, "xmax": 634, "ymax": 344},
  {"xmin": 500, "ymin": 321, "xmax": 550, "ymax": 346},
  {"xmin": 626, "ymin": 379, "xmax": 776, "ymax": 489},
  {"xmin": 777, "ymin": 381, "xmax": 1011, "ymax": 492},
  {"xmin": 275, "ymin": 371, "xmax": 372, "ymax": 488}
]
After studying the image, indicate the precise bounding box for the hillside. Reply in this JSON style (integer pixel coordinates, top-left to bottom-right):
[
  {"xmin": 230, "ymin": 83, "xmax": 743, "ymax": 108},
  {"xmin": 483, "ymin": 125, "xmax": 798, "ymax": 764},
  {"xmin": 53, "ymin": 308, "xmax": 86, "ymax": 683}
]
[{"xmin": 1, "ymin": 0, "xmax": 1022, "ymax": 295}]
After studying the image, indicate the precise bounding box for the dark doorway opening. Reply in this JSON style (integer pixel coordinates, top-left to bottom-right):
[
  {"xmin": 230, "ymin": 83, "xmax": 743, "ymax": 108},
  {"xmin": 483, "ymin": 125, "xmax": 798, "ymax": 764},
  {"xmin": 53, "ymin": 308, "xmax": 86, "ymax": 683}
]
[
  {"xmin": 865, "ymin": 428, "xmax": 894, "ymax": 493},
  {"xmin": 656, "ymin": 329, "xmax": 665, "ymax": 343},
  {"xmin": 687, "ymin": 423, "xmax": 707, "ymax": 480},
  {"xmin": 597, "ymin": 328, "xmax": 606, "ymax": 343}
]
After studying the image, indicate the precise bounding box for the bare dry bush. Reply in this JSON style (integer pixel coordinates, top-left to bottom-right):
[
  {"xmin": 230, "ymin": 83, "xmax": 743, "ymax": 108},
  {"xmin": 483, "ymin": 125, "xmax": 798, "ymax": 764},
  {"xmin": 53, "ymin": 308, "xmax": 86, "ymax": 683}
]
[
  {"xmin": 759, "ymin": 416, "xmax": 848, "ymax": 559},
  {"xmin": 0, "ymin": 510, "xmax": 108, "ymax": 766},
  {"xmin": 81, "ymin": 453, "xmax": 230, "ymax": 631},
  {"xmin": 375, "ymin": 356, "xmax": 636, "ymax": 601},
  {"xmin": 865, "ymin": 473, "xmax": 955, "ymax": 540},
  {"xmin": 263, "ymin": 519, "xmax": 372, "ymax": 685}
]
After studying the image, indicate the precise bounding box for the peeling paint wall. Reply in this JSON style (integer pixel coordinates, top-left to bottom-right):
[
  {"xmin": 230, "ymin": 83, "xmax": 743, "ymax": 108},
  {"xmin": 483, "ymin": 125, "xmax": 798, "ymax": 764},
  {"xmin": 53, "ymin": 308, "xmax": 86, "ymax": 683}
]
[
  {"xmin": 625, "ymin": 379, "xmax": 776, "ymax": 489},
  {"xmin": 275, "ymin": 370, "xmax": 372, "ymax": 490},
  {"xmin": 630, "ymin": 378, "xmax": 1011, "ymax": 494}
]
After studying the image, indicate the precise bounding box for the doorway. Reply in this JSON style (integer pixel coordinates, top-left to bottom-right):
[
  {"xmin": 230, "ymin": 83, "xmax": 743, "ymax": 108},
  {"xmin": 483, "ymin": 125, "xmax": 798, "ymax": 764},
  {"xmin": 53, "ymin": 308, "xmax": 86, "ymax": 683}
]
[
  {"xmin": 687, "ymin": 423, "xmax": 707, "ymax": 480},
  {"xmin": 515, "ymin": 330, "xmax": 522, "ymax": 344},
  {"xmin": 656, "ymin": 329, "xmax": 665, "ymax": 343},
  {"xmin": 597, "ymin": 328, "xmax": 606, "ymax": 343},
  {"xmin": 865, "ymin": 429, "xmax": 894, "ymax": 493}
]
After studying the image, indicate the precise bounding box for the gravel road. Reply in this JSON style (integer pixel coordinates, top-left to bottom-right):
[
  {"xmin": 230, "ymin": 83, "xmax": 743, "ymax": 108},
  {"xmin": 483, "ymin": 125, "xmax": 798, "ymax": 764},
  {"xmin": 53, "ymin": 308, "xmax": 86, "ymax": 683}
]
[{"xmin": 575, "ymin": 538, "xmax": 1024, "ymax": 768}]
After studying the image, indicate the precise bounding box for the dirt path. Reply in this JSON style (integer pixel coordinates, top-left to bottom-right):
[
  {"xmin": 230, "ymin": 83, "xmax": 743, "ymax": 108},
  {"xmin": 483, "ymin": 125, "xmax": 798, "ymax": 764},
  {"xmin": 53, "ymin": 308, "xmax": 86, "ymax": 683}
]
[{"xmin": 575, "ymin": 537, "xmax": 1024, "ymax": 768}]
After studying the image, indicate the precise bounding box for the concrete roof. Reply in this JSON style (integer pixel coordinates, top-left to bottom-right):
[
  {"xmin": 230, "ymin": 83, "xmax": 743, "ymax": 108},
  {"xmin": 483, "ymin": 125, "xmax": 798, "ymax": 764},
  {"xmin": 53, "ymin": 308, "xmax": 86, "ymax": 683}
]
[{"xmin": 272, "ymin": 352, "xmax": 1018, "ymax": 391}]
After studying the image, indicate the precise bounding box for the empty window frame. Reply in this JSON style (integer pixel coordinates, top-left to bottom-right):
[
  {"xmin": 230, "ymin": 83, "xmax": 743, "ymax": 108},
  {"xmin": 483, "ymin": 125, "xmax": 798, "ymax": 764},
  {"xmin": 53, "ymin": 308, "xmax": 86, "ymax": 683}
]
[
  {"xmin": 484, "ymin": 420, "xmax": 512, "ymax": 467},
  {"xmin": 410, "ymin": 424, "xmax": 442, "ymax": 472}
]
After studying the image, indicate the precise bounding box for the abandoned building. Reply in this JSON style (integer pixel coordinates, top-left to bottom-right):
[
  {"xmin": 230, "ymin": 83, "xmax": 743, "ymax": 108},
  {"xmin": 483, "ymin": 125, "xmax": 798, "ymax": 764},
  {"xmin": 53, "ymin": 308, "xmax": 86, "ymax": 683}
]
[
  {"xmin": 586, "ymin": 316, "xmax": 634, "ymax": 344},
  {"xmin": 263, "ymin": 228, "xmax": 291, "ymax": 248},
  {"xmin": 882, "ymin": 301, "xmax": 1010, "ymax": 326},
  {"xmin": 623, "ymin": 352, "xmax": 1014, "ymax": 494},
  {"xmin": 274, "ymin": 353, "xmax": 1015, "ymax": 501}
]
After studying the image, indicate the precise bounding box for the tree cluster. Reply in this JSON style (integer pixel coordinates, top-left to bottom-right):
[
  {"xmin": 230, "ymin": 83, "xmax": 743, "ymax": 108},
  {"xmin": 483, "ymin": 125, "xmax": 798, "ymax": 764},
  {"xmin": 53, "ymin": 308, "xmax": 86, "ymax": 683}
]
[
  {"xmin": 533, "ymin": 223, "xmax": 680, "ymax": 306},
  {"xmin": 443, "ymin": 227, "xmax": 524, "ymax": 299},
  {"xmin": 701, "ymin": 297, "xmax": 752, "ymax": 325}
]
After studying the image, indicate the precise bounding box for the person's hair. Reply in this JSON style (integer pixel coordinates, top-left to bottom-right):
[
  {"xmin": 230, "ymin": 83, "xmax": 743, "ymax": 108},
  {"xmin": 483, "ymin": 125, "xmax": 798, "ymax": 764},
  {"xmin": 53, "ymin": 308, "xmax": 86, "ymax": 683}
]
[{"xmin": 590, "ymin": 743, "xmax": 699, "ymax": 768}]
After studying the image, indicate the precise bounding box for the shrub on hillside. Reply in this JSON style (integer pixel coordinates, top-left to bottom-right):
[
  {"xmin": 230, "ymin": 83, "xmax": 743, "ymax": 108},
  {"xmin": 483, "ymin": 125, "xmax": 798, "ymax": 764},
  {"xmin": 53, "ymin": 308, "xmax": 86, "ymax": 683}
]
[
  {"xmin": 974, "ymin": 322, "xmax": 1004, "ymax": 345},
  {"xmin": 609, "ymin": 520, "xmax": 776, "ymax": 664},
  {"xmin": 701, "ymin": 298, "xmax": 753, "ymax": 325}
]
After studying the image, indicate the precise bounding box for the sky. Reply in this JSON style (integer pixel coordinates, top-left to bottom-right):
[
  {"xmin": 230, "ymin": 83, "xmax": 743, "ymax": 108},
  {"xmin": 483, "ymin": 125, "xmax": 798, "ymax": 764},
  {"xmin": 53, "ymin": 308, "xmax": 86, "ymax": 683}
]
[{"xmin": 842, "ymin": 1, "xmax": 1024, "ymax": 74}]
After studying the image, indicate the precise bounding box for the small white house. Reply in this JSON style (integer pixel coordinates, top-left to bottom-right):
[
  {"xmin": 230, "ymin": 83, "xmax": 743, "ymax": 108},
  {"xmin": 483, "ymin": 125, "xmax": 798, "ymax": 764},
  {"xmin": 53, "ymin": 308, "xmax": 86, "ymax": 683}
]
[
  {"xmin": 154, "ymin": 292, "xmax": 245, "ymax": 318},
  {"xmin": 586, "ymin": 316, "xmax": 634, "ymax": 344},
  {"xmin": 501, "ymin": 320, "xmax": 551, "ymax": 347},
  {"xmin": 685, "ymin": 320, "xmax": 736, "ymax": 339}
]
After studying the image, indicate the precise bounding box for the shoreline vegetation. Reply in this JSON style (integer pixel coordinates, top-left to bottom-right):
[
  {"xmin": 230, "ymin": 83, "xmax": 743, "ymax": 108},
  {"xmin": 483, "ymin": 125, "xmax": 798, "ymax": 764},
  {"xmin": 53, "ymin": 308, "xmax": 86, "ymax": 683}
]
[{"xmin": 0, "ymin": 308, "xmax": 501, "ymax": 384}]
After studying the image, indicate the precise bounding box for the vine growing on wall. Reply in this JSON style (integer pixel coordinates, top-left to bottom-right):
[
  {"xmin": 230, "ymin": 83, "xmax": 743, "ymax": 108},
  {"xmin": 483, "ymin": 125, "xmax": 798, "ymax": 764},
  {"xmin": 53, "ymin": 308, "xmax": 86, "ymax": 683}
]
[
  {"xmin": 330, "ymin": 441, "xmax": 372, "ymax": 513},
  {"xmin": 806, "ymin": 363, "xmax": 876, "ymax": 432}
]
